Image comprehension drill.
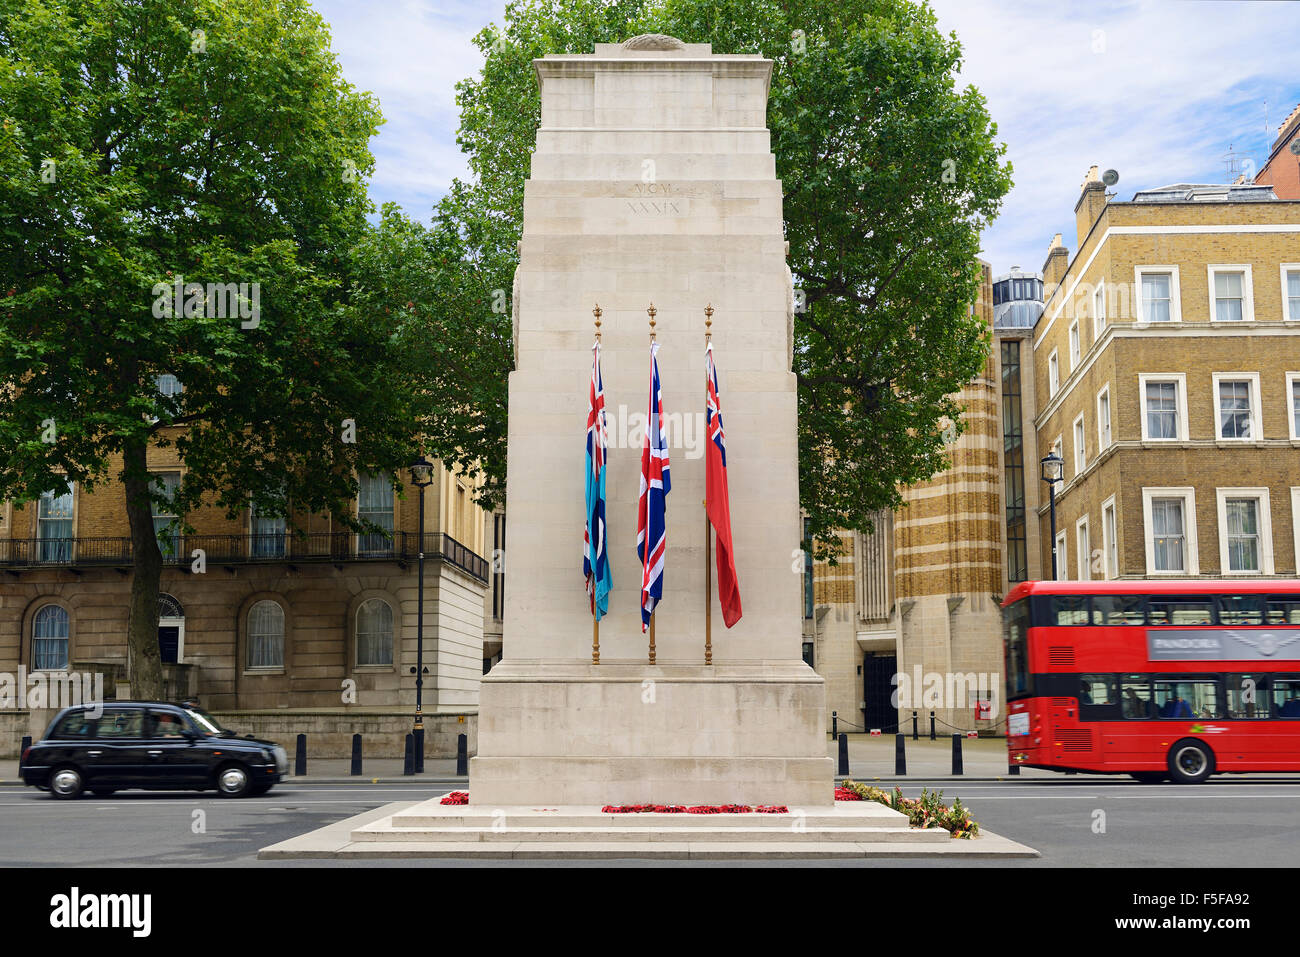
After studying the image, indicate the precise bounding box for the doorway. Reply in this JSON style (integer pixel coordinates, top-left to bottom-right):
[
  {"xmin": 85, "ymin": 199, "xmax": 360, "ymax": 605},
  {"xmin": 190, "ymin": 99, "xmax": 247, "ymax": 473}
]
[
  {"xmin": 158, "ymin": 593, "xmax": 185, "ymax": 664},
  {"xmin": 862, "ymin": 653, "xmax": 898, "ymax": 733}
]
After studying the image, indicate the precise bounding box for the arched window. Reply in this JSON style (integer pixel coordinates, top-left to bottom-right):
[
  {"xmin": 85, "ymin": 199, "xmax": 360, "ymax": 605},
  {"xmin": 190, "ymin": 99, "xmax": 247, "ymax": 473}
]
[
  {"xmin": 33, "ymin": 604, "xmax": 70, "ymax": 671},
  {"xmin": 247, "ymin": 600, "xmax": 284, "ymax": 669},
  {"xmin": 356, "ymin": 599, "xmax": 394, "ymax": 666}
]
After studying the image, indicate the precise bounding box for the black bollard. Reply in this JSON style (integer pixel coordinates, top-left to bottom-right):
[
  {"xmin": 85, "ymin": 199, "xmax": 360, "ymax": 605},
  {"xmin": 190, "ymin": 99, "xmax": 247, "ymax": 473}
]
[
  {"xmin": 929, "ymin": 711, "xmax": 936, "ymax": 740},
  {"xmin": 414, "ymin": 728, "xmax": 425, "ymax": 774},
  {"xmin": 350, "ymin": 733, "xmax": 362, "ymax": 776},
  {"xmin": 895, "ymin": 733, "xmax": 907, "ymax": 776},
  {"xmin": 837, "ymin": 732, "xmax": 849, "ymax": 775},
  {"xmin": 911, "ymin": 711, "xmax": 918, "ymax": 741},
  {"xmin": 951, "ymin": 733, "xmax": 963, "ymax": 775},
  {"xmin": 456, "ymin": 733, "xmax": 468, "ymax": 776},
  {"xmin": 403, "ymin": 733, "xmax": 414, "ymax": 776},
  {"xmin": 1008, "ymin": 760, "xmax": 1020, "ymax": 776},
  {"xmin": 19, "ymin": 735, "xmax": 32, "ymax": 767},
  {"xmin": 831, "ymin": 711, "xmax": 838, "ymax": 738},
  {"xmin": 294, "ymin": 733, "xmax": 306, "ymax": 776}
]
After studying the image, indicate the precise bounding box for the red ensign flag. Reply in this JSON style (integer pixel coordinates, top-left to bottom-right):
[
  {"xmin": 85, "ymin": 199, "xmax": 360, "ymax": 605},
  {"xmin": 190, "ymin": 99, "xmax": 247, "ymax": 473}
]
[{"xmin": 705, "ymin": 343, "xmax": 742, "ymax": 627}]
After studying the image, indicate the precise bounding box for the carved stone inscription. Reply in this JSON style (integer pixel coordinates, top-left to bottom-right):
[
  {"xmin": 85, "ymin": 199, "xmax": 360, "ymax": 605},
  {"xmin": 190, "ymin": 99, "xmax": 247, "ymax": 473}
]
[{"xmin": 625, "ymin": 181, "xmax": 684, "ymax": 215}]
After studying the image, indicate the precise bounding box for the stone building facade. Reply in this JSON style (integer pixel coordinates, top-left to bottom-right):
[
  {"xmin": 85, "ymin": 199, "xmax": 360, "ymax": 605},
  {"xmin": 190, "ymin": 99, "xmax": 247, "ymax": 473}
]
[
  {"xmin": 1031, "ymin": 169, "xmax": 1300, "ymax": 583},
  {"xmin": 0, "ymin": 436, "xmax": 490, "ymax": 755}
]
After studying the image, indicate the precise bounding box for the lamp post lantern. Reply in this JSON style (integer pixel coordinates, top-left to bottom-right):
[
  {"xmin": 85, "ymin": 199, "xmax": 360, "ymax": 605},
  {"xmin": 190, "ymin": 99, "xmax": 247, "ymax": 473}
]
[
  {"xmin": 409, "ymin": 455, "xmax": 434, "ymax": 773},
  {"xmin": 1040, "ymin": 451, "xmax": 1064, "ymax": 581}
]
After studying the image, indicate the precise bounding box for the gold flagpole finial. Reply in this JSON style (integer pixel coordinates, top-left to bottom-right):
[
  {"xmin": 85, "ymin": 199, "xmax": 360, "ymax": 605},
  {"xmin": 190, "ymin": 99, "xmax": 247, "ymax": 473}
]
[
  {"xmin": 593, "ymin": 302, "xmax": 602, "ymax": 341},
  {"xmin": 704, "ymin": 302, "xmax": 713, "ymax": 343},
  {"xmin": 647, "ymin": 302, "xmax": 657, "ymax": 341}
]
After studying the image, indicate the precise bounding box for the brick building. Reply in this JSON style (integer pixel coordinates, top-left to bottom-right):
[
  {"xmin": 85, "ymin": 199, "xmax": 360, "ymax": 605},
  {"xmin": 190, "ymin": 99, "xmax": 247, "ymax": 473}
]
[
  {"xmin": 1255, "ymin": 101, "xmax": 1300, "ymax": 201},
  {"xmin": 0, "ymin": 431, "xmax": 491, "ymax": 755},
  {"xmin": 1031, "ymin": 167, "xmax": 1300, "ymax": 584},
  {"xmin": 807, "ymin": 262, "xmax": 1010, "ymax": 736}
]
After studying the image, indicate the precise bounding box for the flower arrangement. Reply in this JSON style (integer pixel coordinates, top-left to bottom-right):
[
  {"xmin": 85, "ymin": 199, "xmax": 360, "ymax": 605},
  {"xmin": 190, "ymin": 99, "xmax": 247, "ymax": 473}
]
[
  {"xmin": 837, "ymin": 779, "xmax": 979, "ymax": 839},
  {"xmin": 440, "ymin": 791, "xmax": 469, "ymax": 805}
]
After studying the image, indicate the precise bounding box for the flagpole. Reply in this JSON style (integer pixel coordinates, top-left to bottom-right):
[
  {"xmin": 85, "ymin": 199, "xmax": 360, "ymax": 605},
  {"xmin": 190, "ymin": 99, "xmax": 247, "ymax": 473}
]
[
  {"xmin": 647, "ymin": 302, "xmax": 657, "ymax": 666},
  {"xmin": 592, "ymin": 303, "xmax": 602, "ymax": 666},
  {"xmin": 704, "ymin": 303, "xmax": 714, "ymax": 666}
]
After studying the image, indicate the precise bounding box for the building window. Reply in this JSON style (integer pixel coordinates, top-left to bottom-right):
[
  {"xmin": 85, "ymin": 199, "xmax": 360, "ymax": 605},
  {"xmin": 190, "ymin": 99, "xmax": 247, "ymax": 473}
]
[
  {"xmin": 250, "ymin": 499, "xmax": 287, "ymax": 559},
  {"xmin": 155, "ymin": 374, "xmax": 184, "ymax": 398},
  {"xmin": 1069, "ymin": 321, "xmax": 1081, "ymax": 371},
  {"xmin": 1142, "ymin": 487, "xmax": 1199, "ymax": 575},
  {"xmin": 37, "ymin": 486, "xmax": 74, "ymax": 563},
  {"xmin": 1139, "ymin": 374, "xmax": 1186, "ymax": 441},
  {"xmin": 1093, "ymin": 282, "xmax": 1106, "ymax": 337},
  {"xmin": 1097, "ymin": 386, "xmax": 1111, "ymax": 451},
  {"xmin": 1055, "ymin": 530, "xmax": 1068, "ymax": 581},
  {"xmin": 1212, "ymin": 373, "xmax": 1261, "ymax": 441},
  {"xmin": 151, "ymin": 472, "xmax": 182, "ymax": 558},
  {"xmin": 1048, "ymin": 350, "xmax": 1059, "ymax": 398},
  {"xmin": 1000, "ymin": 342, "xmax": 1028, "ymax": 583},
  {"xmin": 1281, "ymin": 265, "xmax": 1300, "ymax": 321},
  {"xmin": 1076, "ymin": 517, "xmax": 1091, "ymax": 581},
  {"xmin": 247, "ymin": 600, "xmax": 285, "ymax": 669},
  {"xmin": 32, "ymin": 604, "xmax": 70, "ymax": 671},
  {"xmin": 1102, "ymin": 497, "xmax": 1118, "ymax": 580},
  {"xmin": 356, "ymin": 598, "xmax": 394, "ymax": 666},
  {"xmin": 1216, "ymin": 488, "xmax": 1274, "ymax": 575},
  {"xmin": 1208, "ymin": 266, "xmax": 1252, "ymax": 322},
  {"xmin": 1287, "ymin": 372, "xmax": 1300, "ymax": 440},
  {"xmin": 1136, "ymin": 267, "xmax": 1180, "ymax": 323},
  {"xmin": 1073, "ymin": 414, "xmax": 1086, "ymax": 475},
  {"xmin": 358, "ymin": 472, "xmax": 395, "ymax": 556}
]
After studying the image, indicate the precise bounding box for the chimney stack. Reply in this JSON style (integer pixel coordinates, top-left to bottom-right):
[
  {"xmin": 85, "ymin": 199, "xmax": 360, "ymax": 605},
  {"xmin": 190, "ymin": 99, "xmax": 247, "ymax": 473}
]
[
  {"xmin": 1042, "ymin": 233, "xmax": 1069, "ymax": 301},
  {"xmin": 1075, "ymin": 165, "xmax": 1108, "ymax": 246}
]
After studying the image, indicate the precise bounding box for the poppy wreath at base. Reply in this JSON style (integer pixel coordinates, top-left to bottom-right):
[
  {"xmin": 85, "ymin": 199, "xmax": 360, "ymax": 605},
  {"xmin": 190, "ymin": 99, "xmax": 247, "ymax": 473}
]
[
  {"xmin": 440, "ymin": 791, "xmax": 469, "ymax": 805},
  {"xmin": 600, "ymin": 803, "xmax": 789, "ymax": 814}
]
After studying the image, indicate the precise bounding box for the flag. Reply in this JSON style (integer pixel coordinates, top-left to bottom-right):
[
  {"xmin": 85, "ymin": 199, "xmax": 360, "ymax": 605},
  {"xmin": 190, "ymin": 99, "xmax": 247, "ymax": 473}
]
[
  {"xmin": 706, "ymin": 343, "xmax": 742, "ymax": 628},
  {"xmin": 584, "ymin": 341, "xmax": 612, "ymax": 620},
  {"xmin": 637, "ymin": 341, "xmax": 671, "ymax": 631}
]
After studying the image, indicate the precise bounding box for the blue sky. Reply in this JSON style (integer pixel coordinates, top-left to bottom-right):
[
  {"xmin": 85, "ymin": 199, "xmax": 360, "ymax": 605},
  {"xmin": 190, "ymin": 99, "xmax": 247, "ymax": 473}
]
[{"xmin": 312, "ymin": 0, "xmax": 1300, "ymax": 276}]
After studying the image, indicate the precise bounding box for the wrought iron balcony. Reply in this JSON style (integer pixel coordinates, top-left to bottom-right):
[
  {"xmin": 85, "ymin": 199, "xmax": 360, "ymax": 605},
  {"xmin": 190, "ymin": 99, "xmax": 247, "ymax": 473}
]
[{"xmin": 0, "ymin": 531, "xmax": 488, "ymax": 583}]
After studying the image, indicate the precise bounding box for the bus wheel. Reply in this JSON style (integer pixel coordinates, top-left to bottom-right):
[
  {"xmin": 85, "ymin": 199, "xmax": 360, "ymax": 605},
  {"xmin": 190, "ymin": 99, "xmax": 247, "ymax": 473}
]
[
  {"xmin": 1129, "ymin": 772, "xmax": 1167, "ymax": 784},
  {"xmin": 1167, "ymin": 740, "xmax": 1214, "ymax": 784}
]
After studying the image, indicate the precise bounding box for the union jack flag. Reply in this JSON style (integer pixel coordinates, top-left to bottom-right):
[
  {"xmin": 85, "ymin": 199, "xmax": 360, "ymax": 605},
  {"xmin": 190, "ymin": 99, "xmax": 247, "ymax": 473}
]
[
  {"xmin": 584, "ymin": 341, "xmax": 611, "ymax": 619},
  {"xmin": 706, "ymin": 343, "xmax": 742, "ymax": 627},
  {"xmin": 636, "ymin": 341, "xmax": 671, "ymax": 631}
]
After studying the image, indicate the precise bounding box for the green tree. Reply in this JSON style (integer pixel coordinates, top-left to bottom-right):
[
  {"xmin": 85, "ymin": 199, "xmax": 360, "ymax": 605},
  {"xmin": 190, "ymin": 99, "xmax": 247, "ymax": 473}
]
[
  {"xmin": 444, "ymin": 0, "xmax": 1011, "ymax": 557},
  {"xmin": 0, "ymin": 0, "xmax": 421, "ymax": 697}
]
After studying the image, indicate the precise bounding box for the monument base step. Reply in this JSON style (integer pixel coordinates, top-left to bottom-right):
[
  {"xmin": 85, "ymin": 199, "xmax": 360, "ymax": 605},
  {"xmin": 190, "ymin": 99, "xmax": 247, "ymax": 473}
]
[{"xmin": 257, "ymin": 796, "xmax": 1038, "ymax": 860}]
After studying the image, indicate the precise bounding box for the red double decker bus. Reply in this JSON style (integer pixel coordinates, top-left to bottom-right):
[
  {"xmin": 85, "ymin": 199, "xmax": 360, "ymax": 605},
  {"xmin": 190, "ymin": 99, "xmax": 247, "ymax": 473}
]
[{"xmin": 1003, "ymin": 580, "xmax": 1300, "ymax": 783}]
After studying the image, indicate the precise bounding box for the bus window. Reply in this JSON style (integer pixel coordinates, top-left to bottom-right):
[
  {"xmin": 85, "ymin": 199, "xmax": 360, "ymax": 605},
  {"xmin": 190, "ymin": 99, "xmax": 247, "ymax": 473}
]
[
  {"xmin": 1050, "ymin": 596, "xmax": 1089, "ymax": 626},
  {"xmin": 1121, "ymin": 675, "xmax": 1154, "ymax": 719},
  {"xmin": 1093, "ymin": 595, "xmax": 1146, "ymax": 625},
  {"xmin": 1226, "ymin": 674, "xmax": 1270, "ymax": 718},
  {"xmin": 1004, "ymin": 600, "xmax": 1031, "ymax": 700},
  {"xmin": 1219, "ymin": 595, "xmax": 1265, "ymax": 625},
  {"xmin": 1273, "ymin": 678, "xmax": 1300, "ymax": 718},
  {"xmin": 1266, "ymin": 599, "xmax": 1300, "ymax": 625},
  {"xmin": 1078, "ymin": 674, "xmax": 1117, "ymax": 705},
  {"xmin": 1148, "ymin": 597, "xmax": 1214, "ymax": 626},
  {"xmin": 1154, "ymin": 679, "xmax": 1221, "ymax": 719}
]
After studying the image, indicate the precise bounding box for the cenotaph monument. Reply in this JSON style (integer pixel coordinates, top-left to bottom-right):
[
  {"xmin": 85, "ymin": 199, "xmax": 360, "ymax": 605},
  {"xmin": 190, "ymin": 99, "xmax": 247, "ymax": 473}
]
[{"xmin": 470, "ymin": 33, "xmax": 835, "ymax": 806}]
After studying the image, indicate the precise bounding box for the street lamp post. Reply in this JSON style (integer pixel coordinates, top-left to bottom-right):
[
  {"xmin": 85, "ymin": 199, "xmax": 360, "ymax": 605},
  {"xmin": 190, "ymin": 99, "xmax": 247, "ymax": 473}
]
[
  {"xmin": 1040, "ymin": 451, "xmax": 1064, "ymax": 580},
  {"xmin": 409, "ymin": 455, "xmax": 434, "ymax": 773}
]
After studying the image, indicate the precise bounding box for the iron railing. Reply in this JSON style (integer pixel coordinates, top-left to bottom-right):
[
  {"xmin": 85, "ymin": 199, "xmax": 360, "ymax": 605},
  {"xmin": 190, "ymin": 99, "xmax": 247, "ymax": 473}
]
[{"xmin": 0, "ymin": 532, "xmax": 488, "ymax": 583}]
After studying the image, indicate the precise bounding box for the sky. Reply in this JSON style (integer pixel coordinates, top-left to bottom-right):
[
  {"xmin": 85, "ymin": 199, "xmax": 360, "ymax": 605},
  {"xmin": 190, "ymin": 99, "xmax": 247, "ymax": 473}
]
[{"xmin": 311, "ymin": 0, "xmax": 1300, "ymax": 277}]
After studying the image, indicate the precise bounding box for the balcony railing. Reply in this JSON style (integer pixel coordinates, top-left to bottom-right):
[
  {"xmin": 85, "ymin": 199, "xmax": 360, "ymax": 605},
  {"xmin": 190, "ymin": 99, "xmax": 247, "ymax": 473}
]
[{"xmin": 0, "ymin": 532, "xmax": 489, "ymax": 583}]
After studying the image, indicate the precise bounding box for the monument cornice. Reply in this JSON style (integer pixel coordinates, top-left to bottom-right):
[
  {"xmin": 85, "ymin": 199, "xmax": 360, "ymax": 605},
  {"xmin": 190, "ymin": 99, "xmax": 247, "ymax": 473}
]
[{"xmin": 533, "ymin": 56, "xmax": 773, "ymax": 92}]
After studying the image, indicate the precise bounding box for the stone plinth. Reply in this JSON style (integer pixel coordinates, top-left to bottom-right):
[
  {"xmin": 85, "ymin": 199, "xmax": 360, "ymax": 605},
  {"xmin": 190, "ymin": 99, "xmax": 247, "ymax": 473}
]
[{"xmin": 475, "ymin": 36, "xmax": 833, "ymax": 806}]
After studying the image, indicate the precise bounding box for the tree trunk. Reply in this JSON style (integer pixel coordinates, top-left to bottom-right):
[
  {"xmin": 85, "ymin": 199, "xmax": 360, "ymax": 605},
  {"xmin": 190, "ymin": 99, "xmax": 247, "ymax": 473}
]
[{"xmin": 123, "ymin": 437, "xmax": 164, "ymax": 700}]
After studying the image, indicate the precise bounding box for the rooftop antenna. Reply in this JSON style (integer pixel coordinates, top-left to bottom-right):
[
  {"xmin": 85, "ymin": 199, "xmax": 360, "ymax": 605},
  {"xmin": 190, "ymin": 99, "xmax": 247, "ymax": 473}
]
[{"xmin": 1223, "ymin": 144, "xmax": 1246, "ymax": 183}]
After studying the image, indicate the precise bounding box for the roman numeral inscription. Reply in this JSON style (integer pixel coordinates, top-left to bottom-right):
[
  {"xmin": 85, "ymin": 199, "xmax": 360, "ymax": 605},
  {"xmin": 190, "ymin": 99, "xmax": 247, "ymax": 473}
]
[
  {"xmin": 624, "ymin": 181, "xmax": 684, "ymax": 214},
  {"xmin": 626, "ymin": 200, "xmax": 682, "ymax": 214}
]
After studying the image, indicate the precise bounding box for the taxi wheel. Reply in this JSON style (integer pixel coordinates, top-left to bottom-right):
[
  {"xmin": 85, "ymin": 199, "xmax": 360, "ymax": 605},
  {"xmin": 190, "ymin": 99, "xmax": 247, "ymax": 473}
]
[
  {"xmin": 1167, "ymin": 739, "xmax": 1214, "ymax": 784},
  {"xmin": 215, "ymin": 763, "xmax": 252, "ymax": 798},
  {"xmin": 50, "ymin": 766, "xmax": 85, "ymax": 800}
]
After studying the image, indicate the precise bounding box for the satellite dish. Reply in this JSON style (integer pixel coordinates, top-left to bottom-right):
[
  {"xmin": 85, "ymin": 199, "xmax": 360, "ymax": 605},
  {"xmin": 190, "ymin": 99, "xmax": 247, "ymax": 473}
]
[
  {"xmin": 1290, "ymin": 140, "xmax": 1300, "ymax": 156},
  {"xmin": 1101, "ymin": 169, "xmax": 1120, "ymax": 186}
]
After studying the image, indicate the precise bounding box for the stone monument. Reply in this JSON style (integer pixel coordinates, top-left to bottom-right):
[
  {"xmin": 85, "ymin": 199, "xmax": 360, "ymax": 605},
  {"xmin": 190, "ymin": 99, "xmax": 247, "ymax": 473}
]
[{"xmin": 470, "ymin": 35, "xmax": 834, "ymax": 806}]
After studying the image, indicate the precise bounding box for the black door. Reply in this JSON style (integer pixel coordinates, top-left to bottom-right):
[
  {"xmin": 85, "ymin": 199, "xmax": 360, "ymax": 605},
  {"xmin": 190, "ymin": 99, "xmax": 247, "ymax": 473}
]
[
  {"xmin": 87, "ymin": 707, "xmax": 150, "ymax": 787},
  {"xmin": 145, "ymin": 709, "xmax": 207, "ymax": 785},
  {"xmin": 863, "ymin": 654, "xmax": 899, "ymax": 733},
  {"xmin": 158, "ymin": 626, "xmax": 179, "ymax": 664}
]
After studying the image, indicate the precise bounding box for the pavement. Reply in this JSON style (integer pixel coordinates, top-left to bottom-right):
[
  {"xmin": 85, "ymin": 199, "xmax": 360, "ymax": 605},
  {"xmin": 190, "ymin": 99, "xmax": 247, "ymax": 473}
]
[{"xmin": 1, "ymin": 733, "xmax": 1050, "ymax": 786}]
